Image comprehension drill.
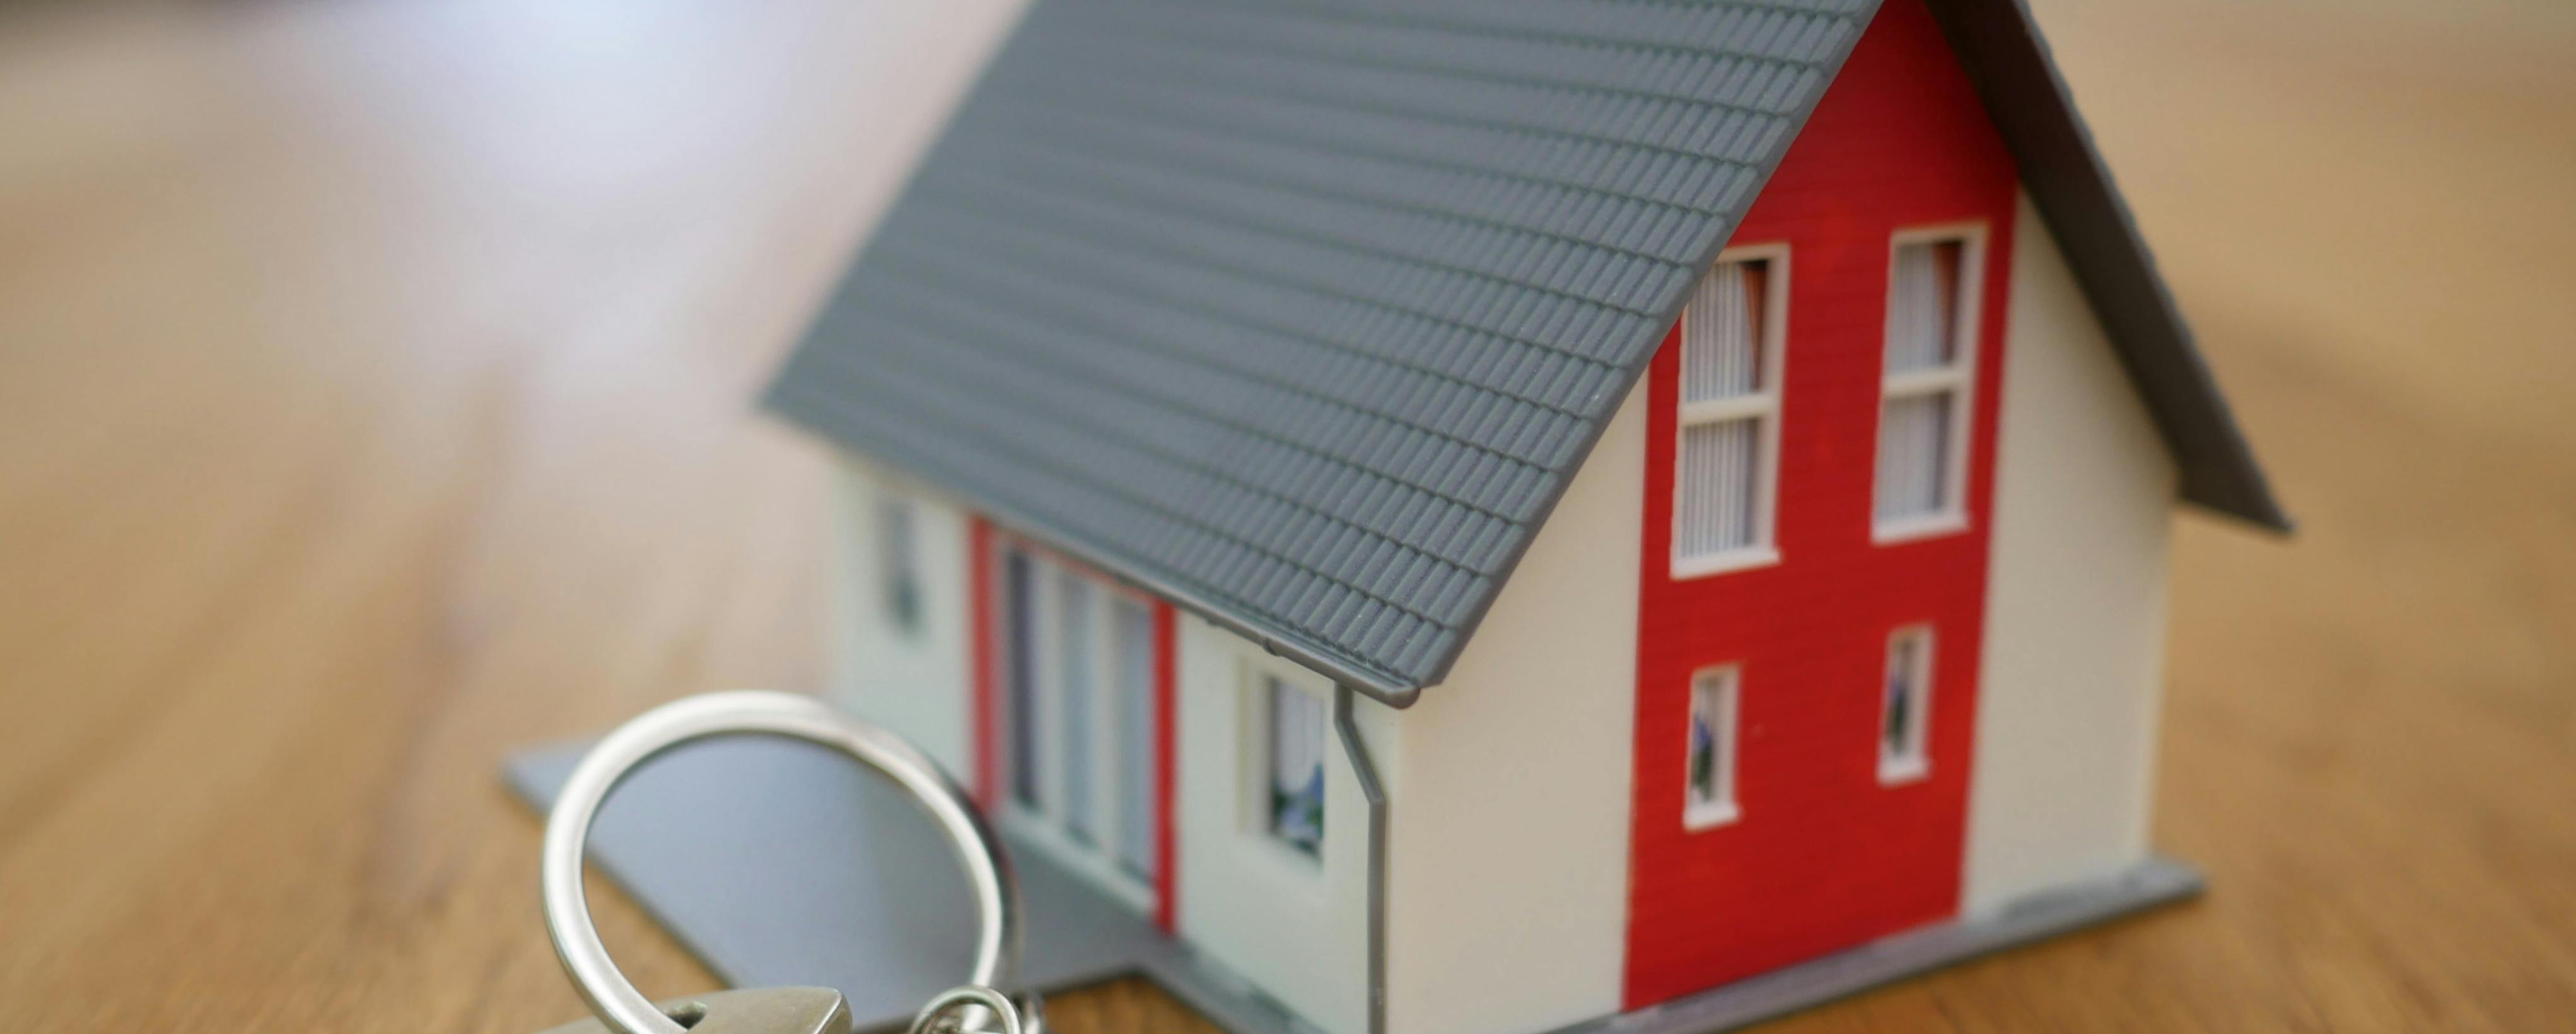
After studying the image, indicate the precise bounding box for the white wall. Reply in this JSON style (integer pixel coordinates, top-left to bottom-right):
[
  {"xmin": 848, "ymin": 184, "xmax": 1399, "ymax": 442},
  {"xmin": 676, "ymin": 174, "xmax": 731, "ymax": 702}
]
[
  {"xmin": 1175, "ymin": 620, "xmax": 1392, "ymax": 1034},
  {"xmin": 1962, "ymin": 193, "xmax": 2179, "ymax": 914},
  {"xmin": 827, "ymin": 459, "xmax": 976, "ymax": 777},
  {"xmin": 1380, "ymin": 380, "xmax": 1646, "ymax": 1034}
]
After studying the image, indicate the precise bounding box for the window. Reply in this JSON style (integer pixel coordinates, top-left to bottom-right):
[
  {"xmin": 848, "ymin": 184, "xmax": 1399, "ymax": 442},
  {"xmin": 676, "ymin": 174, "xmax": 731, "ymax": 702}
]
[
  {"xmin": 1674, "ymin": 250, "xmax": 1786, "ymax": 576},
  {"xmin": 1005, "ymin": 549, "xmax": 1040, "ymax": 809},
  {"xmin": 877, "ymin": 493, "xmax": 922, "ymax": 636},
  {"xmin": 994, "ymin": 542, "xmax": 1160, "ymax": 900},
  {"xmin": 1110, "ymin": 599, "xmax": 1157, "ymax": 879},
  {"xmin": 1264, "ymin": 676, "xmax": 1328, "ymax": 858},
  {"xmin": 1875, "ymin": 232, "xmax": 1981, "ymax": 539},
  {"xmin": 1683, "ymin": 667, "xmax": 1741, "ymax": 828},
  {"xmin": 1056, "ymin": 570, "xmax": 1095, "ymax": 843},
  {"xmin": 1880, "ymin": 625, "xmax": 1933, "ymax": 783}
]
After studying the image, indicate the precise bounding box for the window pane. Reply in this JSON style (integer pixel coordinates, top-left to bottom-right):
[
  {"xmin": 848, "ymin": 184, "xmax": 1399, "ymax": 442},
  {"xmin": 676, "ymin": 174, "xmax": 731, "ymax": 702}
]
[
  {"xmin": 1677, "ymin": 417, "xmax": 1762, "ymax": 558},
  {"xmin": 1004, "ymin": 550, "xmax": 1040, "ymax": 809},
  {"xmin": 1684, "ymin": 260, "xmax": 1766, "ymax": 402},
  {"xmin": 1882, "ymin": 628, "xmax": 1933, "ymax": 777},
  {"xmin": 1875, "ymin": 392, "xmax": 1953, "ymax": 520},
  {"xmin": 1685, "ymin": 671, "xmax": 1735, "ymax": 818},
  {"xmin": 1112, "ymin": 599, "xmax": 1157, "ymax": 880},
  {"xmin": 1266, "ymin": 678, "xmax": 1326, "ymax": 857},
  {"xmin": 1884, "ymin": 637, "xmax": 1916, "ymax": 759},
  {"xmin": 1058, "ymin": 573, "xmax": 1095, "ymax": 843},
  {"xmin": 1887, "ymin": 241, "xmax": 1962, "ymax": 373}
]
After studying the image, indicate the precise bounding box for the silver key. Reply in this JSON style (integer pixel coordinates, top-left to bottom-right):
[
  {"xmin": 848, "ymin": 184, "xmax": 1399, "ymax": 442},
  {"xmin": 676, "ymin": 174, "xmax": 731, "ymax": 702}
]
[{"xmin": 529, "ymin": 691, "xmax": 1042, "ymax": 1034}]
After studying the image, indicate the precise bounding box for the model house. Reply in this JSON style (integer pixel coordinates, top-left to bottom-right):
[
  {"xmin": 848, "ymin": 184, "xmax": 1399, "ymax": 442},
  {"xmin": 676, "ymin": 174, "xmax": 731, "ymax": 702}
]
[{"xmin": 765, "ymin": 1, "xmax": 2285, "ymax": 1033}]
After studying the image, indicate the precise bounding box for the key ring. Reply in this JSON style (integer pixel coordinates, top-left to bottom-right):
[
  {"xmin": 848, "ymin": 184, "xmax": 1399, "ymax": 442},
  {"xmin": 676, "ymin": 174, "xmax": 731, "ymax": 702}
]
[{"xmin": 541, "ymin": 690, "xmax": 1027, "ymax": 1034}]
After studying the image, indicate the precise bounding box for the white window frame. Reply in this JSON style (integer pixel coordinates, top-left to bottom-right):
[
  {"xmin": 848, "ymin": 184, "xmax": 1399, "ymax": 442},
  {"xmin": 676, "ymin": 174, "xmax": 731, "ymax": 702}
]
[
  {"xmin": 1872, "ymin": 225, "xmax": 1986, "ymax": 544},
  {"xmin": 1682, "ymin": 665, "xmax": 1742, "ymax": 830},
  {"xmin": 1238, "ymin": 654, "xmax": 1332, "ymax": 873},
  {"xmin": 993, "ymin": 538, "xmax": 1160, "ymax": 913},
  {"xmin": 1879, "ymin": 624, "xmax": 1935, "ymax": 785},
  {"xmin": 1672, "ymin": 244, "xmax": 1790, "ymax": 579}
]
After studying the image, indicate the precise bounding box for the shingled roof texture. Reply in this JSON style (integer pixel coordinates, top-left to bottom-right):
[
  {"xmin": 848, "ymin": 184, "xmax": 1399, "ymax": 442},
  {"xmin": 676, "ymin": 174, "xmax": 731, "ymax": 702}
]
[{"xmin": 767, "ymin": 0, "xmax": 1874, "ymax": 693}]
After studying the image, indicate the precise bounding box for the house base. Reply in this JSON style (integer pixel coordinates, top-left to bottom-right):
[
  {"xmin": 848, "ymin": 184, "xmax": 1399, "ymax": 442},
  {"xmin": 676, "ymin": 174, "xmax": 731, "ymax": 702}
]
[{"xmin": 506, "ymin": 736, "xmax": 2200, "ymax": 1034}]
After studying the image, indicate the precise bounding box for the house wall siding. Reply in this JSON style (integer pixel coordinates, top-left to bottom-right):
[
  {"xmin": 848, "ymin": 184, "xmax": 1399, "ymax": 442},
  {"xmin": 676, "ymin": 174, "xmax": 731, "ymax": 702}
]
[
  {"xmin": 1173, "ymin": 616, "xmax": 1388, "ymax": 1034},
  {"xmin": 1380, "ymin": 379, "xmax": 1646, "ymax": 1034},
  {"xmin": 1962, "ymin": 192, "xmax": 2177, "ymax": 914},
  {"xmin": 828, "ymin": 461, "xmax": 975, "ymax": 775},
  {"xmin": 1622, "ymin": 0, "xmax": 2022, "ymax": 1006}
]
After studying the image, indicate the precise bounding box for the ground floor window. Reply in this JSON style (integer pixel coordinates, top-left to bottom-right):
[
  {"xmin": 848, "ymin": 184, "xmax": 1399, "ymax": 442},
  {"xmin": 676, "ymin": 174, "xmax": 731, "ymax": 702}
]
[
  {"xmin": 1684, "ymin": 666, "xmax": 1741, "ymax": 828},
  {"xmin": 1880, "ymin": 625, "xmax": 1934, "ymax": 783},
  {"xmin": 1263, "ymin": 676, "xmax": 1328, "ymax": 858},
  {"xmin": 995, "ymin": 541, "xmax": 1160, "ymax": 900}
]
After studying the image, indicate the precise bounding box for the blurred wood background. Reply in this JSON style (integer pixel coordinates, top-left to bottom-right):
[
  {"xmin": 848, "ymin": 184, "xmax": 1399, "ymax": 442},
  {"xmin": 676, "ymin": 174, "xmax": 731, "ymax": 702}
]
[{"xmin": 2, "ymin": 0, "xmax": 2571, "ymax": 1030}]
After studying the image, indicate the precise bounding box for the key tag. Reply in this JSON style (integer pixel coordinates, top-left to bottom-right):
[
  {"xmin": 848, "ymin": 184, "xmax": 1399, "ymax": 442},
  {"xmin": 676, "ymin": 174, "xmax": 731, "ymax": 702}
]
[{"xmin": 534, "ymin": 690, "xmax": 1046, "ymax": 1034}]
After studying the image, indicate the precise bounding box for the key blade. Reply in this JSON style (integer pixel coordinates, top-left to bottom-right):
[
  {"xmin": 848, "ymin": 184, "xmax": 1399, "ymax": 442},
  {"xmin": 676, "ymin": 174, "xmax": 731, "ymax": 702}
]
[{"xmin": 533, "ymin": 987, "xmax": 851, "ymax": 1034}]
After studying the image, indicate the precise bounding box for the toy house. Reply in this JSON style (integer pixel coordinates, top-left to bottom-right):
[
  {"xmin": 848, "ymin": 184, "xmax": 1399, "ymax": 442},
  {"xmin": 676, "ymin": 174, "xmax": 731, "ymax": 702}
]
[{"xmin": 765, "ymin": 1, "xmax": 2285, "ymax": 1032}]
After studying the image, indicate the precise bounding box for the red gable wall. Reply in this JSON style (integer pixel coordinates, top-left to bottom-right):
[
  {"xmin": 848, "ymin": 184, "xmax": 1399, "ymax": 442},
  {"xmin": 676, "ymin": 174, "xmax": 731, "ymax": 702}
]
[{"xmin": 1622, "ymin": 0, "xmax": 2022, "ymax": 1005}]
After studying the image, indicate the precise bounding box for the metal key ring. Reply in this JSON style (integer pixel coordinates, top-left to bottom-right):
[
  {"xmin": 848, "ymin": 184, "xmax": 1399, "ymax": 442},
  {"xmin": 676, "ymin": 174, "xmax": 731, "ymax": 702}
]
[{"xmin": 541, "ymin": 690, "xmax": 1020, "ymax": 1034}]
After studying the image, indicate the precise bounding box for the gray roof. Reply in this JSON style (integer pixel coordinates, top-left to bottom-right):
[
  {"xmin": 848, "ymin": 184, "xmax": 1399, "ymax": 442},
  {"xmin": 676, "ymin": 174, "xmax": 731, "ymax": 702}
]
[{"xmin": 766, "ymin": 0, "xmax": 2284, "ymax": 703}]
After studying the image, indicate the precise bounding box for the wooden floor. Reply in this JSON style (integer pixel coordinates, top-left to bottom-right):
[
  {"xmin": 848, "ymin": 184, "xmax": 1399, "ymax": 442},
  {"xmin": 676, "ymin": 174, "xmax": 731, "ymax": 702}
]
[{"xmin": 2, "ymin": 1, "xmax": 2571, "ymax": 1030}]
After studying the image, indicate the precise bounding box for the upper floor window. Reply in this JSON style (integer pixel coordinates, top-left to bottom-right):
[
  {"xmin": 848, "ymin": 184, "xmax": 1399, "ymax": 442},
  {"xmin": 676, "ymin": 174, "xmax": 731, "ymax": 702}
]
[
  {"xmin": 876, "ymin": 491, "xmax": 923, "ymax": 637},
  {"xmin": 1874, "ymin": 230, "xmax": 1983, "ymax": 540},
  {"xmin": 1880, "ymin": 625, "xmax": 1934, "ymax": 783},
  {"xmin": 1263, "ymin": 674, "xmax": 1329, "ymax": 859},
  {"xmin": 1683, "ymin": 666, "xmax": 1742, "ymax": 829},
  {"xmin": 1673, "ymin": 247, "xmax": 1787, "ymax": 577}
]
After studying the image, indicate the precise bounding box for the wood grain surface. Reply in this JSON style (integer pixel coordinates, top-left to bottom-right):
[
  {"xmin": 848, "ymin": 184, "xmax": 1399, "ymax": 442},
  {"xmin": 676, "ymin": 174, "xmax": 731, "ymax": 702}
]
[{"xmin": 2, "ymin": 1, "xmax": 2571, "ymax": 1031}]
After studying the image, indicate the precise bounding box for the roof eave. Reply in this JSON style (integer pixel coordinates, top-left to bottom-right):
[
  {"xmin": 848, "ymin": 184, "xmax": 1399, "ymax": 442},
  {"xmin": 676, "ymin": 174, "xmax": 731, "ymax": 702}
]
[{"xmin": 1925, "ymin": 0, "xmax": 2292, "ymax": 535}]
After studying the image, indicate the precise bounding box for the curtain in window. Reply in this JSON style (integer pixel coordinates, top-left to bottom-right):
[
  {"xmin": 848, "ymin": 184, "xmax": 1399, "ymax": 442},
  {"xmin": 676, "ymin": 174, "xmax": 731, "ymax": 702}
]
[
  {"xmin": 1679, "ymin": 421, "xmax": 1760, "ymax": 556},
  {"xmin": 1677, "ymin": 261, "xmax": 1769, "ymax": 559},
  {"xmin": 1878, "ymin": 241, "xmax": 1966, "ymax": 522},
  {"xmin": 1876, "ymin": 393, "xmax": 1952, "ymax": 520},
  {"xmin": 1056, "ymin": 573, "xmax": 1095, "ymax": 843},
  {"xmin": 1005, "ymin": 551, "xmax": 1040, "ymax": 809},
  {"xmin": 1267, "ymin": 679, "xmax": 1327, "ymax": 856},
  {"xmin": 1884, "ymin": 634, "xmax": 1921, "ymax": 758},
  {"xmin": 1687, "ymin": 683, "xmax": 1723, "ymax": 806},
  {"xmin": 1112, "ymin": 601, "xmax": 1157, "ymax": 880},
  {"xmin": 1683, "ymin": 262, "xmax": 1764, "ymax": 402},
  {"xmin": 1886, "ymin": 242, "xmax": 1959, "ymax": 372}
]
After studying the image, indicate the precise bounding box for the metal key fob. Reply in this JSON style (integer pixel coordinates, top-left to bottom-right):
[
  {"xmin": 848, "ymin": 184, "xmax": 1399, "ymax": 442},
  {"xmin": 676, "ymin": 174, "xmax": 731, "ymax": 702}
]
[
  {"xmin": 529, "ymin": 691, "xmax": 1039, "ymax": 1034},
  {"xmin": 533, "ymin": 987, "xmax": 851, "ymax": 1034}
]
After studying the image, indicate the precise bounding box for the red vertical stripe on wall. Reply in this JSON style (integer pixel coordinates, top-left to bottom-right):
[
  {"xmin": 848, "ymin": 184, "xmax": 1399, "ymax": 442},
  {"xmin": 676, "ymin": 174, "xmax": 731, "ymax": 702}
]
[
  {"xmin": 1621, "ymin": 0, "xmax": 2020, "ymax": 1008},
  {"xmin": 967, "ymin": 516, "xmax": 998, "ymax": 811},
  {"xmin": 1151, "ymin": 601, "xmax": 1180, "ymax": 933}
]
